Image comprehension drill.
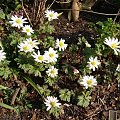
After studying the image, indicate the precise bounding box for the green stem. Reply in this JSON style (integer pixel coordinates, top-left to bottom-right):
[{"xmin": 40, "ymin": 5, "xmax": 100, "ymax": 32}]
[{"xmin": 23, "ymin": 76, "xmax": 41, "ymax": 95}]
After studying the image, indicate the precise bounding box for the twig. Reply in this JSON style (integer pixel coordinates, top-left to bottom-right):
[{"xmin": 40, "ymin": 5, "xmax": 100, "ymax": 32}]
[
  {"xmin": 86, "ymin": 106, "xmax": 101, "ymax": 117},
  {"xmin": 113, "ymin": 8, "xmax": 120, "ymax": 23},
  {"xmin": 33, "ymin": 0, "xmax": 37, "ymax": 19},
  {"xmin": 105, "ymin": 0, "xmax": 117, "ymax": 7},
  {"xmin": 55, "ymin": 9, "xmax": 120, "ymax": 16},
  {"xmin": 84, "ymin": 106, "xmax": 102, "ymax": 120},
  {"xmin": 47, "ymin": 0, "xmax": 56, "ymax": 10},
  {"xmin": 85, "ymin": 111, "xmax": 103, "ymax": 120},
  {"xmin": 99, "ymin": 98, "xmax": 105, "ymax": 105},
  {"xmin": 21, "ymin": 0, "xmax": 33, "ymax": 27},
  {"xmin": 56, "ymin": 0, "xmax": 71, "ymax": 4},
  {"xmin": 35, "ymin": 0, "xmax": 46, "ymax": 26},
  {"xmin": 36, "ymin": 1, "xmax": 42, "ymax": 21},
  {"xmin": 11, "ymin": 87, "xmax": 20, "ymax": 105},
  {"xmin": 113, "ymin": 30, "xmax": 120, "ymax": 37}
]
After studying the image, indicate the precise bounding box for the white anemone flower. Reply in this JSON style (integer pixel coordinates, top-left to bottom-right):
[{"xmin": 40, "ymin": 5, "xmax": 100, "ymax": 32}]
[
  {"xmin": 44, "ymin": 47, "xmax": 58, "ymax": 63},
  {"xmin": 46, "ymin": 66, "xmax": 58, "ymax": 78},
  {"xmin": 9, "ymin": 15, "xmax": 27, "ymax": 29},
  {"xmin": 55, "ymin": 38, "xmax": 68, "ymax": 51},
  {"xmin": 25, "ymin": 38, "xmax": 39, "ymax": 49},
  {"xmin": 22, "ymin": 25, "xmax": 34, "ymax": 36},
  {"xmin": 45, "ymin": 10, "xmax": 59, "ymax": 21},
  {"xmin": 18, "ymin": 42, "xmax": 34, "ymax": 53},
  {"xmin": 0, "ymin": 50, "xmax": 6, "ymax": 62},
  {"xmin": 80, "ymin": 75, "xmax": 97, "ymax": 89},
  {"xmin": 104, "ymin": 37, "xmax": 120, "ymax": 55},
  {"xmin": 87, "ymin": 57, "xmax": 101, "ymax": 71},
  {"xmin": 32, "ymin": 51, "xmax": 46, "ymax": 63},
  {"xmin": 116, "ymin": 64, "xmax": 120, "ymax": 72},
  {"xmin": 73, "ymin": 68, "xmax": 79, "ymax": 74},
  {"xmin": 44, "ymin": 96, "xmax": 61, "ymax": 111}
]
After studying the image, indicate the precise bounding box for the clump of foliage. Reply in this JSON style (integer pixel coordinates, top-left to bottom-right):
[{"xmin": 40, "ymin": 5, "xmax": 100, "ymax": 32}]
[{"xmin": 0, "ymin": 0, "xmax": 21, "ymax": 14}]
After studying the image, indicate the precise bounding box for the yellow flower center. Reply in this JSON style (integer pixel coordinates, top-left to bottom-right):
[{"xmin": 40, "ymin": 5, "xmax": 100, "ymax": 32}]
[
  {"xmin": 111, "ymin": 43, "xmax": 117, "ymax": 49},
  {"xmin": 59, "ymin": 41, "xmax": 64, "ymax": 47},
  {"xmin": 29, "ymin": 41, "xmax": 34, "ymax": 46},
  {"xmin": 50, "ymin": 101, "xmax": 56, "ymax": 107},
  {"xmin": 49, "ymin": 53, "xmax": 54, "ymax": 58},
  {"xmin": 26, "ymin": 28, "xmax": 30, "ymax": 32},
  {"xmin": 91, "ymin": 61, "xmax": 96, "ymax": 66},
  {"xmin": 16, "ymin": 19, "xmax": 22, "ymax": 24},
  {"xmin": 49, "ymin": 13, "xmax": 54, "ymax": 17},
  {"xmin": 50, "ymin": 70, "xmax": 55, "ymax": 74},
  {"xmin": 87, "ymin": 80, "xmax": 92, "ymax": 85},
  {"xmin": 38, "ymin": 55, "xmax": 44, "ymax": 61},
  {"xmin": 23, "ymin": 46, "xmax": 28, "ymax": 51}
]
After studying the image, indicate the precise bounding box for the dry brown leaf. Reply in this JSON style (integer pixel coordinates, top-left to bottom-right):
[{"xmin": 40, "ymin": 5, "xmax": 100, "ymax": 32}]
[{"xmin": 30, "ymin": 112, "xmax": 36, "ymax": 120}]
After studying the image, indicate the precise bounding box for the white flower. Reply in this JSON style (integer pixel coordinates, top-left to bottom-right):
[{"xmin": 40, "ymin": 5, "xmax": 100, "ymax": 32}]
[
  {"xmin": 116, "ymin": 64, "xmax": 120, "ymax": 72},
  {"xmin": 87, "ymin": 57, "xmax": 101, "ymax": 71},
  {"xmin": 80, "ymin": 75, "xmax": 97, "ymax": 89},
  {"xmin": 73, "ymin": 68, "xmax": 79, "ymax": 74},
  {"xmin": 0, "ymin": 50, "xmax": 6, "ymax": 62},
  {"xmin": 45, "ymin": 10, "xmax": 59, "ymax": 21},
  {"xmin": 44, "ymin": 96, "xmax": 61, "ymax": 111},
  {"xmin": 46, "ymin": 66, "xmax": 58, "ymax": 78},
  {"xmin": 104, "ymin": 37, "xmax": 120, "ymax": 55},
  {"xmin": 18, "ymin": 42, "xmax": 34, "ymax": 53},
  {"xmin": 44, "ymin": 47, "xmax": 58, "ymax": 63},
  {"xmin": 9, "ymin": 15, "xmax": 27, "ymax": 29},
  {"xmin": 25, "ymin": 38, "xmax": 39, "ymax": 49},
  {"xmin": 32, "ymin": 51, "xmax": 46, "ymax": 63},
  {"xmin": 22, "ymin": 25, "xmax": 34, "ymax": 36},
  {"xmin": 55, "ymin": 38, "xmax": 67, "ymax": 51}
]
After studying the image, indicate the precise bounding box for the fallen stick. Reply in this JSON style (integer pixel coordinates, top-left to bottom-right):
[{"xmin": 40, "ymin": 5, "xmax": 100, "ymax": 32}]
[{"xmin": 11, "ymin": 87, "xmax": 20, "ymax": 105}]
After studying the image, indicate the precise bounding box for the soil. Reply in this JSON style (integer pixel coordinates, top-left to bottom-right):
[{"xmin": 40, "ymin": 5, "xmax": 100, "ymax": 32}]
[{"xmin": 0, "ymin": 1, "xmax": 120, "ymax": 120}]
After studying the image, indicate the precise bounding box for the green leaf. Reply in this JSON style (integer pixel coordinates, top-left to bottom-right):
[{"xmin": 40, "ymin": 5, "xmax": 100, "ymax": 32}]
[
  {"xmin": 23, "ymin": 76, "xmax": 41, "ymax": 95},
  {"xmin": 40, "ymin": 22, "xmax": 55, "ymax": 34},
  {"xmin": 77, "ymin": 92, "xmax": 91, "ymax": 108},
  {"xmin": 59, "ymin": 89, "xmax": 73, "ymax": 102},
  {"xmin": 34, "ymin": 70, "xmax": 41, "ymax": 77},
  {"xmin": 45, "ymin": 77, "xmax": 58, "ymax": 86},
  {"xmin": 15, "ymin": 4, "xmax": 22, "ymax": 11},
  {"xmin": 0, "ymin": 66, "xmax": 12, "ymax": 79},
  {"xmin": 0, "ymin": 102, "xmax": 15, "ymax": 110},
  {"xmin": 0, "ymin": 9, "xmax": 5, "ymax": 19},
  {"xmin": 0, "ymin": 85, "xmax": 8, "ymax": 90},
  {"xmin": 49, "ymin": 107, "xmax": 60, "ymax": 118},
  {"xmin": 37, "ymin": 85, "xmax": 50, "ymax": 96}
]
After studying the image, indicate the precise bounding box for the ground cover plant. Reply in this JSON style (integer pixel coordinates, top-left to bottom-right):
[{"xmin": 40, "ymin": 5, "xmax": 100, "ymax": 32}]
[{"xmin": 0, "ymin": 0, "xmax": 120, "ymax": 119}]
